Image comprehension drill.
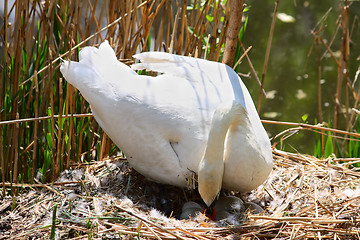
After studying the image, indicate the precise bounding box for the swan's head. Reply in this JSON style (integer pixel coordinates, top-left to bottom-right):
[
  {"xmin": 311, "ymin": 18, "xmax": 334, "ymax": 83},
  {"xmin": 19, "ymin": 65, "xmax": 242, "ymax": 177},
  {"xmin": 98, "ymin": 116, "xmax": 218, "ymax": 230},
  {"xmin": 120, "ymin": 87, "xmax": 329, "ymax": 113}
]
[{"xmin": 198, "ymin": 154, "xmax": 224, "ymax": 207}]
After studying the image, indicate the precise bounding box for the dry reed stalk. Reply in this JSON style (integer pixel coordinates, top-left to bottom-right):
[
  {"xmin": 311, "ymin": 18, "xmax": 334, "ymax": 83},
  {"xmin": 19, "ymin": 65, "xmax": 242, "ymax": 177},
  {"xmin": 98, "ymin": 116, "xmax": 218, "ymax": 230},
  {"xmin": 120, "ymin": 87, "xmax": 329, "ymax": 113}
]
[
  {"xmin": 33, "ymin": 178, "xmax": 64, "ymax": 197},
  {"xmin": 203, "ymin": 34, "xmax": 210, "ymax": 59},
  {"xmin": 0, "ymin": 0, "xmax": 7, "ymax": 196},
  {"xmin": 0, "ymin": 114, "xmax": 93, "ymax": 126},
  {"xmin": 141, "ymin": 1, "xmax": 150, "ymax": 52},
  {"xmin": 262, "ymin": 119, "xmax": 360, "ymax": 139},
  {"xmin": 316, "ymin": 36, "xmax": 326, "ymax": 157},
  {"xmin": 184, "ymin": 0, "xmax": 211, "ymax": 56},
  {"xmin": 183, "ymin": 7, "xmax": 191, "ymax": 55},
  {"xmin": 169, "ymin": 8, "xmax": 179, "ymax": 54},
  {"xmin": 77, "ymin": 99, "xmax": 85, "ymax": 161},
  {"xmin": 142, "ymin": 221, "xmax": 163, "ymax": 240},
  {"xmin": 341, "ymin": 3, "xmax": 351, "ymax": 156},
  {"xmin": 250, "ymin": 216, "xmax": 360, "ymax": 225},
  {"xmin": 316, "ymin": 36, "xmax": 341, "ymax": 67},
  {"xmin": 66, "ymin": 85, "xmax": 74, "ymax": 169},
  {"xmin": 18, "ymin": 5, "xmax": 34, "ymax": 167},
  {"xmin": 214, "ymin": 12, "xmax": 228, "ymax": 61},
  {"xmin": 149, "ymin": 1, "xmax": 167, "ymax": 50},
  {"xmin": 316, "ymin": 37, "xmax": 323, "ymax": 124},
  {"xmin": 233, "ymin": 45, "xmax": 251, "ymax": 70},
  {"xmin": 155, "ymin": 0, "xmax": 166, "ymax": 51},
  {"xmin": 176, "ymin": 0, "xmax": 187, "ymax": 54},
  {"xmin": 120, "ymin": 0, "xmax": 132, "ymax": 58},
  {"xmin": 56, "ymin": 78, "xmax": 63, "ymax": 174},
  {"xmin": 99, "ymin": 132, "xmax": 109, "ymax": 160},
  {"xmin": 12, "ymin": 113, "xmax": 19, "ymax": 184},
  {"xmin": 222, "ymin": 0, "xmax": 244, "ymax": 67},
  {"xmin": 257, "ymin": 0, "xmax": 279, "ymax": 113},
  {"xmin": 195, "ymin": 9, "xmax": 208, "ymax": 58},
  {"xmin": 207, "ymin": 1, "xmax": 221, "ymax": 61},
  {"xmin": 2, "ymin": 181, "xmax": 88, "ymax": 188},
  {"xmin": 164, "ymin": 1, "xmax": 172, "ymax": 52},
  {"xmin": 48, "ymin": 47, "xmax": 57, "ymax": 181},
  {"xmin": 6, "ymin": 3, "xmax": 18, "ymax": 173},
  {"xmin": 175, "ymin": 227, "xmax": 213, "ymax": 240},
  {"xmin": 0, "ymin": 124, "xmax": 3, "ymax": 197},
  {"xmin": 32, "ymin": 72, "xmax": 39, "ymax": 182},
  {"xmin": 334, "ymin": 2, "xmax": 350, "ymax": 130},
  {"xmin": 238, "ymin": 41, "xmax": 267, "ymax": 97},
  {"xmin": 200, "ymin": 2, "xmax": 212, "ymax": 57}
]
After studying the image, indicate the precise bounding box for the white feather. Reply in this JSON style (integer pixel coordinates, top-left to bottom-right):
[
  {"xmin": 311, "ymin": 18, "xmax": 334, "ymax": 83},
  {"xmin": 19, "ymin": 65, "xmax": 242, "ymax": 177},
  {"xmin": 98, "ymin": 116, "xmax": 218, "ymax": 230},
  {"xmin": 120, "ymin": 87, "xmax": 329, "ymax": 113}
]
[{"xmin": 60, "ymin": 40, "xmax": 273, "ymax": 205}]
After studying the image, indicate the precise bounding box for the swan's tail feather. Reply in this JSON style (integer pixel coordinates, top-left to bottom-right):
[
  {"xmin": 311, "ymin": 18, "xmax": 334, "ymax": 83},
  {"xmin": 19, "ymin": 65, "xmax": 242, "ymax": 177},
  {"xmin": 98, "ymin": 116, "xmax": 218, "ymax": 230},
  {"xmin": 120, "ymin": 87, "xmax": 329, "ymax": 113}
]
[
  {"xmin": 60, "ymin": 40, "xmax": 137, "ymax": 96},
  {"xmin": 60, "ymin": 59, "xmax": 113, "ymax": 96}
]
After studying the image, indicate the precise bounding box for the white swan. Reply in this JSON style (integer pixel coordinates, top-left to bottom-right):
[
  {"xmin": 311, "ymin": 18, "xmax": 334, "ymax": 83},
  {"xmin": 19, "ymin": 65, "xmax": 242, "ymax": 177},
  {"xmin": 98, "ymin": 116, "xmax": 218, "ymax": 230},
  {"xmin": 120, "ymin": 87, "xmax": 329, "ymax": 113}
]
[{"xmin": 60, "ymin": 41, "xmax": 273, "ymax": 206}]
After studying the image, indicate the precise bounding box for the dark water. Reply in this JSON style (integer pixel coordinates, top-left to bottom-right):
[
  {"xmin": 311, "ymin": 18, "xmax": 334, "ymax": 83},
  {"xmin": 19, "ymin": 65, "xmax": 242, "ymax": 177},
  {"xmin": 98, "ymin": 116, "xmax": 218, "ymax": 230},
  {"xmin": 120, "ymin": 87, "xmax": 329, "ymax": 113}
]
[{"xmin": 239, "ymin": 1, "xmax": 360, "ymax": 154}]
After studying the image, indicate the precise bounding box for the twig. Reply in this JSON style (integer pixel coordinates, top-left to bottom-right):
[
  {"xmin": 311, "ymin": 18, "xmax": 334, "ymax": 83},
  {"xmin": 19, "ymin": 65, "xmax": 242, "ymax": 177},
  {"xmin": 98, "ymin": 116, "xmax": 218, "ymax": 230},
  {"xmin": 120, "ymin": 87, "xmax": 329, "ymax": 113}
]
[
  {"xmin": 0, "ymin": 114, "xmax": 93, "ymax": 126},
  {"xmin": 175, "ymin": 227, "xmax": 212, "ymax": 240},
  {"xmin": 250, "ymin": 215, "xmax": 360, "ymax": 224},
  {"xmin": 143, "ymin": 221, "xmax": 162, "ymax": 240},
  {"xmin": 262, "ymin": 119, "xmax": 360, "ymax": 139},
  {"xmin": 257, "ymin": 0, "xmax": 279, "ymax": 112},
  {"xmin": 33, "ymin": 178, "xmax": 64, "ymax": 197},
  {"xmin": 233, "ymin": 45, "xmax": 251, "ymax": 70},
  {"xmin": 238, "ymin": 41, "xmax": 267, "ymax": 97},
  {"xmin": 2, "ymin": 181, "xmax": 87, "ymax": 188}
]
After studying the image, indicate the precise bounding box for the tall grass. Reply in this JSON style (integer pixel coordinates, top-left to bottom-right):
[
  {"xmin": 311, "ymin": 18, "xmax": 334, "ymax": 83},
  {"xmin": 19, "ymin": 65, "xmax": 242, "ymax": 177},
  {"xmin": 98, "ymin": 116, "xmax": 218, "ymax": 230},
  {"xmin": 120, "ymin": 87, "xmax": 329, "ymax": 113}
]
[
  {"xmin": 1, "ymin": 0, "xmax": 359, "ymax": 192},
  {"xmin": 0, "ymin": 0, "xmax": 246, "ymax": 188}
]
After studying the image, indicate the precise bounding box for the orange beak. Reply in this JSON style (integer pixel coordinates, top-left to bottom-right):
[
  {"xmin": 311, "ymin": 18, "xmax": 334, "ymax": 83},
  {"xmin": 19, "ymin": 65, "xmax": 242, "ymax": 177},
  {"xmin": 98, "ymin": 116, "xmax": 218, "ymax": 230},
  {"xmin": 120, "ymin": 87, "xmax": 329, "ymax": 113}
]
[{"xmin": 203, "ymin": 205, "xmax": 217, "ymax": 221}]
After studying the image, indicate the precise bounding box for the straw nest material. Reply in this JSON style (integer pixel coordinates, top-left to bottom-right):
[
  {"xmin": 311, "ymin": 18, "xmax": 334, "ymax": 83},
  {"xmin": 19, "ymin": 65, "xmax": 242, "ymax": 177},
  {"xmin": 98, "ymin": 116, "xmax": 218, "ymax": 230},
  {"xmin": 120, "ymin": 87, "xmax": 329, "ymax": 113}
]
[{"xmin": 1, "ymin": 149, "xmax": 360, "ymax": 239}]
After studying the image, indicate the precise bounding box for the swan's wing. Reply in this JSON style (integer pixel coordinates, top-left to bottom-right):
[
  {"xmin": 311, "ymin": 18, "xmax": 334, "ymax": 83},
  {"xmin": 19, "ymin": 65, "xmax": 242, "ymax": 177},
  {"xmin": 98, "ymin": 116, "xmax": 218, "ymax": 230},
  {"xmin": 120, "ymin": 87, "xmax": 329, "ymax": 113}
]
[
  {"xmin": 132, "ymin": 51, "xmax": 250, "ymax": 115},
  {"xmin": 131, "ymin": 52, "xmax": 226, "ymax": 83}
]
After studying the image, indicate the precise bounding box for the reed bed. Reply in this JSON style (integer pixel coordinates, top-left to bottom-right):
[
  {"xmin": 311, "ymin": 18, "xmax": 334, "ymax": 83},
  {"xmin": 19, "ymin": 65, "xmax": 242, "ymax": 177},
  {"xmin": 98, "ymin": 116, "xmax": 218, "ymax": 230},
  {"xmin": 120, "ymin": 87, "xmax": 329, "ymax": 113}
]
[{"xmin": 0, "ymin": 0, "xmax": 242, "ymax": 185}]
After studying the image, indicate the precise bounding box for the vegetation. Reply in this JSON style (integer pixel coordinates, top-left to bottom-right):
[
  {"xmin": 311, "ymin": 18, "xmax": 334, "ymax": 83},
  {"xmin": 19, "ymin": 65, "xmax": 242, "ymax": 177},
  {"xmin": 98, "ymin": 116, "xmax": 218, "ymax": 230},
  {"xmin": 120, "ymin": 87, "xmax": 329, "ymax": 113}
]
[
  {"xmin": 1, "ymin": 1, "xmax": 360, "ymax": 239},
  {"xmin": 0, "ymin": 0, "xmax": 359, "ymax": 190}
]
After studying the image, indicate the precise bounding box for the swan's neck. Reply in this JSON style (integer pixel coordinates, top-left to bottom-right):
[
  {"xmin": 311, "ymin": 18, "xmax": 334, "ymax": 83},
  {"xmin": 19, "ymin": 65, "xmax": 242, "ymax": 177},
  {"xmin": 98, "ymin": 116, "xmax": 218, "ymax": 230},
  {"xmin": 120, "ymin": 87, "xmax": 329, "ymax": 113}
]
[
  {"xmin": 204, "ymin": 113, "xmax": 232, "ymax": 163},
  {"xmin": 198, "ymin": 101, "xmax": 243, "ymax": 206}
]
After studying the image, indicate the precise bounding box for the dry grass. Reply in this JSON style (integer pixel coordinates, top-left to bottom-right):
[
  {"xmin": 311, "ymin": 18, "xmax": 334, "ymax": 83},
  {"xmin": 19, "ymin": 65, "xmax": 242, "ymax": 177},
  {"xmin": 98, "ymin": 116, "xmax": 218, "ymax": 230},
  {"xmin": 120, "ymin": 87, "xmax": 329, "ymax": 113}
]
[{"xmin": 1, "ymin": 150, "xmax": 360, "ymax": 239}]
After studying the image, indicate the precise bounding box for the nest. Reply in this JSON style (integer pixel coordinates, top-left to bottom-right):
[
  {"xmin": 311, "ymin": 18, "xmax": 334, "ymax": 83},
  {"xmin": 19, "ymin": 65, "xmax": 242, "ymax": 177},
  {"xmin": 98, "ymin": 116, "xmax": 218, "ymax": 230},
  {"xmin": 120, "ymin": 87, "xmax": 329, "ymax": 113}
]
[{"xmin": 1, "ymin": 149, "xmax": 360, "ymax": 239}]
